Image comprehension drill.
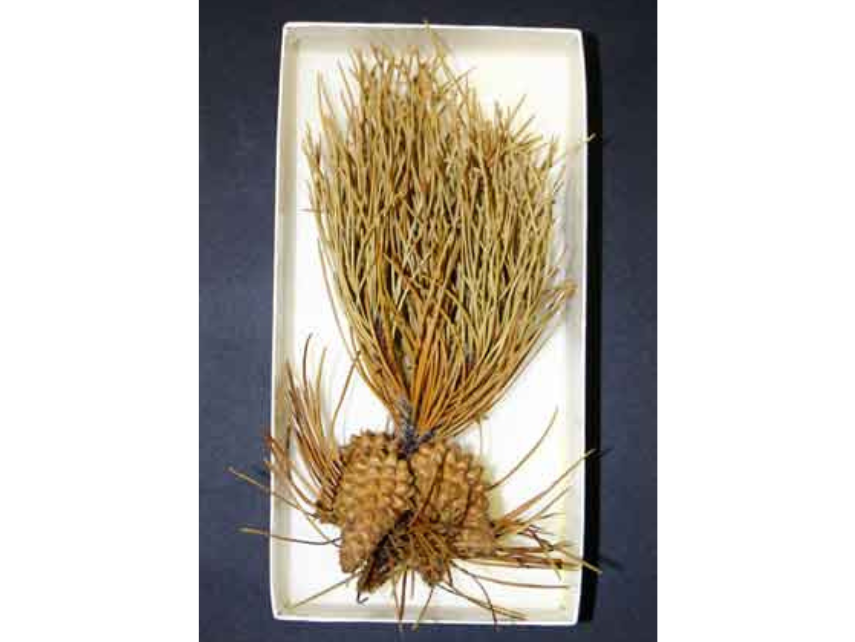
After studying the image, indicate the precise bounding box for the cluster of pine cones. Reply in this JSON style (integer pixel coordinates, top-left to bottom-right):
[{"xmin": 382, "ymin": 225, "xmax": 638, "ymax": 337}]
[{"xmin": 315, "ymin": 430, "xmax": 496, "ymax": 594}]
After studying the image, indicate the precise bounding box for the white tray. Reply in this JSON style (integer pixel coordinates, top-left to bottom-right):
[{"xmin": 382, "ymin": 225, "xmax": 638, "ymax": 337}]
[{"xmin": 270, "ymin": 21, "xmax": 588, "ymax": 625}]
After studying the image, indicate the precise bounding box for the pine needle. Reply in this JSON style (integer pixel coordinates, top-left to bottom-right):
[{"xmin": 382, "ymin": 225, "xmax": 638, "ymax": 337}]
[{"xmin": 305, "ymin": 44, "xmax": 574, "ymax": 449}]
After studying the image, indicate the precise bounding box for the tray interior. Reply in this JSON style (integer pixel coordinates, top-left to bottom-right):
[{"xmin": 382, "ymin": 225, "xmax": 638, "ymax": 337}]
[{"xmin": 270, "ymin": 22, "xmax": 588, "ymax": 625}]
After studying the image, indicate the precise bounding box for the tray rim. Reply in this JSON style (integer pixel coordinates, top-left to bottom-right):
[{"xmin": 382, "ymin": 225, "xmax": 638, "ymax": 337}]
[{"xmin": 269, "ymin": 21, "xmax": 589, "ymax": 626}]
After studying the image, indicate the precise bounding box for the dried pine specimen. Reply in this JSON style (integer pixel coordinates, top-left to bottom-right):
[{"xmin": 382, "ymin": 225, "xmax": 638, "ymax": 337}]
[{"xmin": 234, "ymin": 38, "xmax": 593, "ymax": 626}]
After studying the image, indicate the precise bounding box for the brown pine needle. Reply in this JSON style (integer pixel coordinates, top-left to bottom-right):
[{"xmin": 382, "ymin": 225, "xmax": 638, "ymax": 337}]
[
  {"xmin": 289, "ymin": 574, "xmax": 356, "ymax": 610},
  {"xmin": 227, "ymin": 467, "xmax": 303, "ymax": 514},
  {"xmin": 330, "ymin": 353, "xmax": 359, "ymax": 440},
  {"xmin": 453, "ymin": 565, "xmax": 500, "ymax": 629},
  {"xmin": 230, "ymin": 466, "xmax": 337, "ymax": 545},
  {"xmin": 391, "ymin": 571, "xmax": 401, "ymax": 620},
  {"xmin": 412, "ymin": 585, "xmax": 435, "ymax": 631},
  {"xmin": 528, "ymin": 529, "xmax": 564, "ymax": 580},
  {"xmin": 305, "ymin": 42, "xmax": 575, "ymax": 448},
  {"xmin": 453, "ymin": 566, "xmax": 569, "ymax": 590},
  {"xmin": 397, "ymin": 569, "xmax": 408, "ymax": 627},
  {"xmin": 498, "ymin": 449, "xmax": 593, "ymax": 526},
  {"xmin": 238, "ymin": 527, "xmax": 339, "ymax": 547},
  {"xmin": 437, "ymin": 583, "xmax": 525, "ymax": 621},
  {"xmin": 486, "ymin": 409, "xmax": 557, "ymax": 491}
]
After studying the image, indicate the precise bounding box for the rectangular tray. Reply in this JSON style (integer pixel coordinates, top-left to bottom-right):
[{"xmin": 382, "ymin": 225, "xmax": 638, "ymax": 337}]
[{"xmin": 270, "ymin": 21, "xmax": 588, "ymax": 625}]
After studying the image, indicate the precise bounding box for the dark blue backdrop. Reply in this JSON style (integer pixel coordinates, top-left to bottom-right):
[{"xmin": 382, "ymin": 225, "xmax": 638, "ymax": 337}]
[{"xmin": 200, "ymin": 2, "xmax": 656, "ymax": 640}]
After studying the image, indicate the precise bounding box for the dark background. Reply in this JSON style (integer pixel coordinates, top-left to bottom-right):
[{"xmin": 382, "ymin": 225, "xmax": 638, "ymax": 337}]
[{"xmin": 201, "ymin": 1, "xmax": 656, "ymax": 640}]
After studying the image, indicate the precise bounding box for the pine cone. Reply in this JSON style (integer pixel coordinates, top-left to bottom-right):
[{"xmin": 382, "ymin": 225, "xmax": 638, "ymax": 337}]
[
  {"xmin": 341, "ymin": 431, "xmax": 396, "ymax": 466},
  {"xmin": 410, "ymin": 441, "xmax": 480, "ymax": 527},
  {"xmin": 409, "ymin": 440, "xmax": 449, "ymax": 525},
  {"xmin": 334, "ymin": 431, "xmax": 413, "ymax": 573},
  {"xmin": 318, "ymin": 431, "xmax": 497, "ymax": 584},
  {"xmin": 454, "ymin": 459, "xmax": 496, "ymax": 557},
  {"xmin": 410, "ymin": 440, "xmax": 496, "ymax": 558},
  {"xmin": 314, "ymin": 432, "xmax": 392, "ymax": 525}
]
